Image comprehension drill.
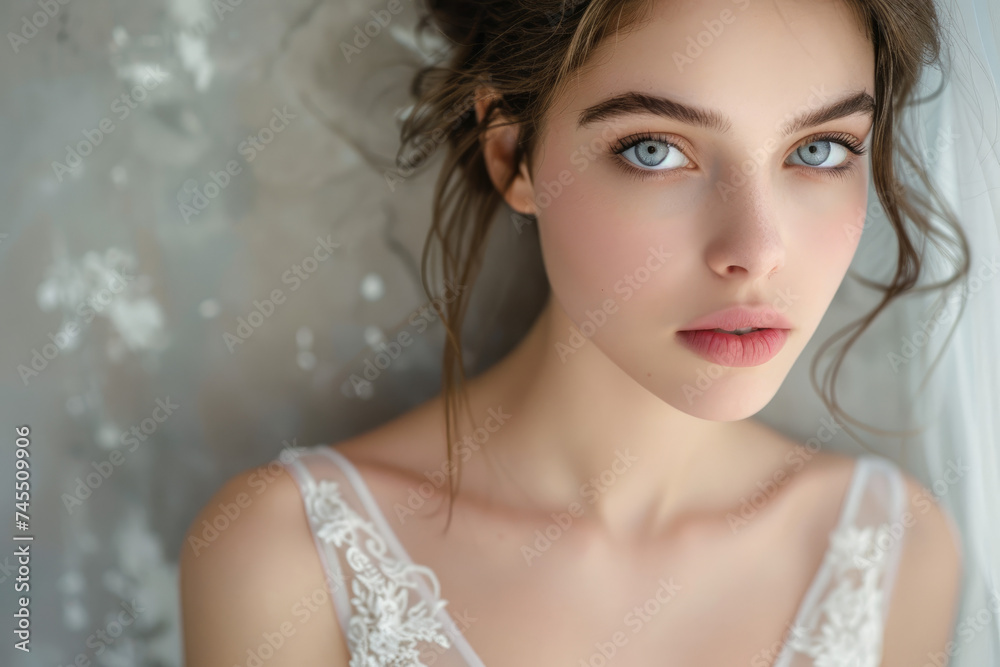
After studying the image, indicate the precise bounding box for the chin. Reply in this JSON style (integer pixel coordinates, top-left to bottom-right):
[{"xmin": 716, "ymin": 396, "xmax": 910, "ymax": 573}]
[
  {"xmin": 665, "ymin": 378, "xmax": 784, "ymax": 422},
  {"xmin": 635, "ymin": 356, "xmax": 793, "ymax": 422}
]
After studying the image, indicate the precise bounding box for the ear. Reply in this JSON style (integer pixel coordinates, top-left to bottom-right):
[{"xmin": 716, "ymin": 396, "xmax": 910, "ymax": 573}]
[{"xmin": 475, "ymin": 90, "xmax": 537, "ymax": 217}]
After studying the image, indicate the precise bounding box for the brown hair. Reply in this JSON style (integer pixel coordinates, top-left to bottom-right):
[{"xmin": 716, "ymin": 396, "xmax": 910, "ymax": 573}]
[{"xmin": 396, "ymin": 0, "xmax": 969, "ymax": 527}]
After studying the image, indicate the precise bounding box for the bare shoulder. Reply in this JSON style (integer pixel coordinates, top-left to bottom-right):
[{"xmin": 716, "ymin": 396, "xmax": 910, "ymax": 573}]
[
  {"xmin": 765, "ymin": 433, "xmax": 963, "ymax": 663},
  {"xmin": 179, "ymin": 462, "xmax": 350, "ymax": 667},
  {"xmin": 332, "ymin": 394, "xmax": 452, "ymax": 482},
  {"xmin": 736, "ymin": 418, "xmax": 860, "ymax": 505},
  {"xmin": 881, "ymin": 468, "xmax": 963, "ymax": 665}
]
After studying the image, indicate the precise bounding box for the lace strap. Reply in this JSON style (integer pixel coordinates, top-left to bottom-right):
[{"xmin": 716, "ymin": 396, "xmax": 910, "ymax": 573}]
[
  {"xmin": 280, "ymin": 448, "xmax": 354, "ymax": 642},
  {"xmin": 777, "ymin": 455, "xmax": 908, "ymax": 667},
  {"xmin": 280, "ymin": 445, "xmax": 463, "ymax": 667}
]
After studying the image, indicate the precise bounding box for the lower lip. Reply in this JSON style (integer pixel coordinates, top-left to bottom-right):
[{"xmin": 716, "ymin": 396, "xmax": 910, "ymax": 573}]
[{"xmin": 675, "ymin": 328, "xmax": 789, "ymax": 367}]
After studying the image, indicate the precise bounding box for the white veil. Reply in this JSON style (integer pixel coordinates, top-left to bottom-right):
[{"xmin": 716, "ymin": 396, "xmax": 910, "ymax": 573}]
[{"xmin": 897, "ymin": 0, "xmax": 1000, "ymax": 661}]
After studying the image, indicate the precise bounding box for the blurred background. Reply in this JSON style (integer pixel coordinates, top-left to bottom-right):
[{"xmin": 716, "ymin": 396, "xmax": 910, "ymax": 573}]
[{"xmin": 0, "ymin": 0, "xmax": 997, "ymax": 665}]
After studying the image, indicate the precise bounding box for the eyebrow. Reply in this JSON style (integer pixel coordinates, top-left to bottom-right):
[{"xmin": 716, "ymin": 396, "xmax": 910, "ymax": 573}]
[{"xmin": 577, "ymin": 90, "xmax": 875, "ymax": 137}]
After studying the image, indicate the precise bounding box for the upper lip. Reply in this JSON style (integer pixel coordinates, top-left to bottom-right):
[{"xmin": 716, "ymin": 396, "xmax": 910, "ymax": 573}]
[{"xmin": 677, "ymin": 304, "xmax": 793, "ymax": 332}]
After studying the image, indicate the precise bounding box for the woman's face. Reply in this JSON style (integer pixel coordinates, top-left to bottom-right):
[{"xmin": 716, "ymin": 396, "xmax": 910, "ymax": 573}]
[{"xmin": 523, "ymin": 0, "xmax": 875, "ymax": 421}]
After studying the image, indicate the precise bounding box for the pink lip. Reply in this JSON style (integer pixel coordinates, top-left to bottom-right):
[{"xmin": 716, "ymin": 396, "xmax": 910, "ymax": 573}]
[
  {"xmin": 676, "ymin": 328, "xmax": 789, "ymax": 367},
  {"xmin": 675, "ymin": 304, "xmax": 793, "ymax": 367},
  {"xmin": 677, "ymin": 305, "xmax": 793, "ymax": 332}
]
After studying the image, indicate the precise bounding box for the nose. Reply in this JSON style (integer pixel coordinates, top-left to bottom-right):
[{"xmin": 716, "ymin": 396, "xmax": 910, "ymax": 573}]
[{"xmin": 704, "ymin": 182, "xmax": 786, "ymax": 280}]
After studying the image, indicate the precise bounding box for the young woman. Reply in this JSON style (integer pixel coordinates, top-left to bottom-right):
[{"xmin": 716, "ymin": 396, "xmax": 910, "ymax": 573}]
[{"xmin": 180, "ymin": 0, "xmax": 968, "ymax": 664}]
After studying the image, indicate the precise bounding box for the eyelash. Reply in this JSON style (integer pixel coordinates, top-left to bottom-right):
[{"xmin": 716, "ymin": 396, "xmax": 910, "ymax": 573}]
[{"xmin": 610, "ymin": 131, "xmax": 868, "ymax": 183}]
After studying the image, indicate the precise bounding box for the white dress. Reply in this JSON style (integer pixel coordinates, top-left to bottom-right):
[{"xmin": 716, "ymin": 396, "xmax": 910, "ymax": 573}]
[{"xmin": 280, "ymin": 446, "xmax": 907, "ymax": 666}]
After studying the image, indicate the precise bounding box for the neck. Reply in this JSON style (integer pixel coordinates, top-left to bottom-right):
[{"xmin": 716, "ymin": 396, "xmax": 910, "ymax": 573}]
[{"xmin": 453, "ymin": 294, "xmax": 768, "ymax": 539}]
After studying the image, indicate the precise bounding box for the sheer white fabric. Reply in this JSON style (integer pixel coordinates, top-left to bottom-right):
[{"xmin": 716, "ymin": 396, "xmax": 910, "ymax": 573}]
[
  {"xmin": 281, "ymin": 446, "xmax": 909, "ymax": 666},
  {"xmin": 898, "ymin": 2, "xmax": 1000, "ymax": 663},
  {"xmin": 283, "ymin": 446, "xmax": 488, "ymax": 667}
]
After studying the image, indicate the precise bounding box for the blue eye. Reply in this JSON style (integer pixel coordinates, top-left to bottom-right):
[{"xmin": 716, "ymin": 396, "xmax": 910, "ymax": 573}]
[
  {"xmin": 609, "ymin": 131, "xmax": 866, "ymax": 181},
  {"xmin": 787, "ymin": 140, "xmax": 850, "ymax": 168},
  {"xmin": 786, "ymin": 132, "xmax": 868, "ymax": 170},
  {"xmin": 618, "ymin": 139, "xmax": 691, "ymax": 171}
]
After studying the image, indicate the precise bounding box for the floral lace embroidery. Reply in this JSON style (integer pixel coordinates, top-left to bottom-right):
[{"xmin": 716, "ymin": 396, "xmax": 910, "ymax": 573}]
[
  {"xmin": 784, "ymin": 523, "xmax": 892, "ymax": 667},
  {"xmin": 304, "ymin": 479, "xmax": 452, "ymax": 666}
]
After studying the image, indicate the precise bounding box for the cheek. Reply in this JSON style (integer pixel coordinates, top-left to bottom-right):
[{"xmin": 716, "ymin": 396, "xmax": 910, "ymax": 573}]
[
  {"xmin": 534, "ymin": 161, "xmax": 689, "ymax": 323},
  {"xmin": 775, "ymin": 170, "xmax": 869, "ymax": 332},
  {"xmin": 793, "ymin": 172, "xmax": 869, "ymax": 284}
]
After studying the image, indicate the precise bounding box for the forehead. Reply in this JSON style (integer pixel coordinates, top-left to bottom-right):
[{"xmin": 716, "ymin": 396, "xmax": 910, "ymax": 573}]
[{"xmin": 551, "ymin": 0, "xmax": 874, "ymax": 131}]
